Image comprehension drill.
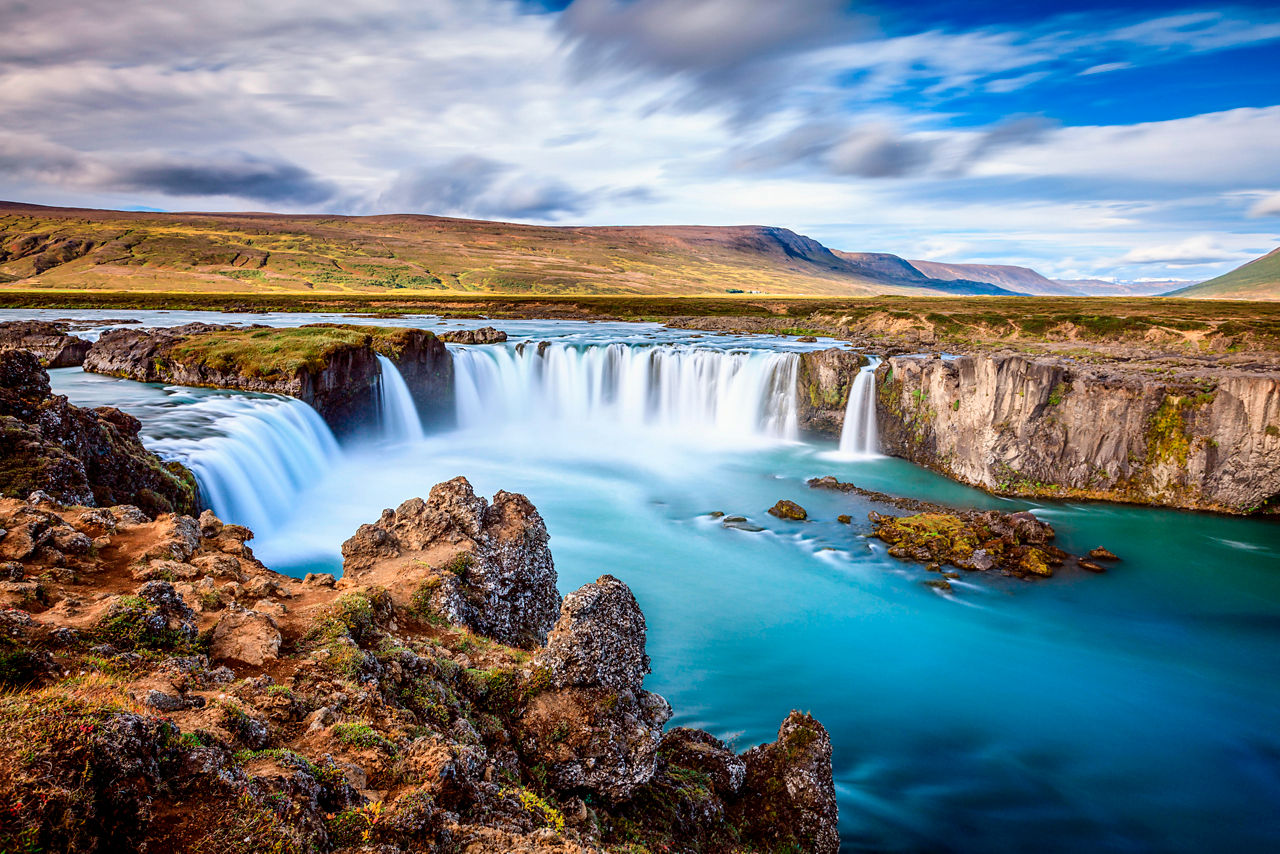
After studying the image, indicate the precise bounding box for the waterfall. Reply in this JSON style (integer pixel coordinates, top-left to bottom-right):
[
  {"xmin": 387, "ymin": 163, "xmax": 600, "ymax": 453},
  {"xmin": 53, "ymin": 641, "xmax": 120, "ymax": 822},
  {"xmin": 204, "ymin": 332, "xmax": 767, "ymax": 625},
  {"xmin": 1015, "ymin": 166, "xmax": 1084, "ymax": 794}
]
[
  {"xmin": 147, "ymin": 395, "xmax": 341, "ymax": 537},
  {"xmin": 838, "ymin": 362, "xmax": 879, "ymax": 456},
  {"xmin": 375, "ymin": 354, "xmax": 425, "ymax": 443},
  {"xmin": 451, "ymin": 342, "xmax": 799, "ymax": 440}
]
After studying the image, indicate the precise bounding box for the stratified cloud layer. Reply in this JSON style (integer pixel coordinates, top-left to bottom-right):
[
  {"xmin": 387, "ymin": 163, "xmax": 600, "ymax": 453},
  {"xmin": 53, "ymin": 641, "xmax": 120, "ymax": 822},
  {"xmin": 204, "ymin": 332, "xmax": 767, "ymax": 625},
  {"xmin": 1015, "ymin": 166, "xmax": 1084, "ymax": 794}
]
[{"xmin": 0, "ymin": 0, "xmax": 1277, "ymax": 280}]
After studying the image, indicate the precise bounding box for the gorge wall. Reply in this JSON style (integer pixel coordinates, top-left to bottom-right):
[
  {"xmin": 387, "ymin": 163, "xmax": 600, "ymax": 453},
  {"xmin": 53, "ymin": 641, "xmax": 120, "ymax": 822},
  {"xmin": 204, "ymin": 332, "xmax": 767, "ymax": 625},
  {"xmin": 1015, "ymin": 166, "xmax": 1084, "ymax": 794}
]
[
  {"xmin": 83, "ymin": 324, "xmax": 453, "ymax": 436},
  {"xmin": 875, "ymin": 353, "xmax": 1280, "ymax": 514},
  {"xmin": 795, "ymin": 348, "xmax": 867, "ymax": 437}
]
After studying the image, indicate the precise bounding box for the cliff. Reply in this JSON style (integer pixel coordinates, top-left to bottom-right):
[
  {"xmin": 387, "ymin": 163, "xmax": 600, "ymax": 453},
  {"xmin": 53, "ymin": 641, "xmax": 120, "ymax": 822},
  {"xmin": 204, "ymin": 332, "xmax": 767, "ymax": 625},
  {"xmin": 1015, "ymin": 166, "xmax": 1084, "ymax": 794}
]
[
  {"xmin": 83, "ymin": 323, "xmax": 453, "ymax": 435},
  {"xmin": 0, "ymin": 478, "xmax": 838, "ymax": 853},
  {"xmin": 0, "ymin": 349, "xmax": 198, "ymax": 516},
  {"xmin": 795, "ymin": 348, "xmax": 868, "ymax": 436},
  {"xmin": 876, "ymin": 353, "xmax": 1280, "ymax": 514}
]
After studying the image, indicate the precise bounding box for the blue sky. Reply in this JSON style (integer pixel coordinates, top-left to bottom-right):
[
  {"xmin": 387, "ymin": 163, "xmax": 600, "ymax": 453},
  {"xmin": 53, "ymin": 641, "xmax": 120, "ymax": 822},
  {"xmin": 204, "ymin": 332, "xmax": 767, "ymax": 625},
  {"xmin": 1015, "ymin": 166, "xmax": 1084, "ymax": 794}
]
[{"xmin": 1, "ymin": 0, "xmax": 1278, "ymax": 282}]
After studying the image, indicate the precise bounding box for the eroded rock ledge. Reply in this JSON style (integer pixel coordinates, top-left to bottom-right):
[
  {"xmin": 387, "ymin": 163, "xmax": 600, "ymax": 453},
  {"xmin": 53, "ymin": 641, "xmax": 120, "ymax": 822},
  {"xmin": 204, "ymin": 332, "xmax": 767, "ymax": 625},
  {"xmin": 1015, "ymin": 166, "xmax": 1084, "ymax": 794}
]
[
  {"xmin": 0, "ymin": 350, "xmax": 197, "ymax": 515},
  {"xmin": 83, "ymin": 323, "xmax": 453, "ymax": 436},
  {"xmin": 0, "ymin": 477, "xmax": 839, "ymax": 853},
  {"xmin": 876, "ymin": 352, "xmax": 1280, "ymax": 514}
]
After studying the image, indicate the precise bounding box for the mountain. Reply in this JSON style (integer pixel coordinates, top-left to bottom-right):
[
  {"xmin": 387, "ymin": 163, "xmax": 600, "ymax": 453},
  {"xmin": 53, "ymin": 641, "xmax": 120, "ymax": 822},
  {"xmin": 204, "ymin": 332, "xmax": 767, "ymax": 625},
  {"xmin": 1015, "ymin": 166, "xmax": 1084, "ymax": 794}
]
[
  {"xmin": 0, "ymin": 201, "xmax": 1014, "ymax": 297},
  {"xmin": 1169, "ymin": 248, "xmax": 1280, "ymax": 299},
  {"xmin": 908, "ymin": 259, "xmax": 1079, "ymax": 296},
  {"xmin": 833, "ymin": 251, "xmax": 1020, "ymax": 295}
]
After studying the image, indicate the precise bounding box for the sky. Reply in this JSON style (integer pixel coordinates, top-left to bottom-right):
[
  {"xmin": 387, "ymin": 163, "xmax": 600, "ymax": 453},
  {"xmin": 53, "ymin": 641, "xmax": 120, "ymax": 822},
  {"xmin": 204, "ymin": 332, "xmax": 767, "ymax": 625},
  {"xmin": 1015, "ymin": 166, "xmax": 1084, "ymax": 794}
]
[{"xmin": 1, "ymin": 0, "xmax": 1278, "ymax": 282}]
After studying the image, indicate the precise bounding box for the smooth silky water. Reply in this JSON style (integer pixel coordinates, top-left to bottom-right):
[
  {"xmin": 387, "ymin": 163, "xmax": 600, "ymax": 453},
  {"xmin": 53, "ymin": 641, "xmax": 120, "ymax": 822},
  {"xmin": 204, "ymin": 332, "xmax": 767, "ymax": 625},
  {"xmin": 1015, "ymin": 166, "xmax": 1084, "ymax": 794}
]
[{"xmin": 15, "ymin": 309, "xmax": 1280, "ymax": 852}]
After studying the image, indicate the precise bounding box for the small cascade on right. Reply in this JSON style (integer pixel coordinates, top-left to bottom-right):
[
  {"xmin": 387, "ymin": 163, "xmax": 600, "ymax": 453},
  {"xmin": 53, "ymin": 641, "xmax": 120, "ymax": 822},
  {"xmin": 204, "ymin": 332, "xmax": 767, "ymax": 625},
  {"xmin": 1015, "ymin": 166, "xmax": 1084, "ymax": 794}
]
[{"xmin": 838, "ymin": 360, "xmax": 880, "ymax": 456}]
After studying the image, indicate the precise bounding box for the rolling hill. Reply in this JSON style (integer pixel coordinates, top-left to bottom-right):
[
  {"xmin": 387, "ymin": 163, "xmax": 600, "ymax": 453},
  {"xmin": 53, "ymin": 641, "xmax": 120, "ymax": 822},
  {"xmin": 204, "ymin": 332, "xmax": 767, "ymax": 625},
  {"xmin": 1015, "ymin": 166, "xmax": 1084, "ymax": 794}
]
[
  {"xmin": 0, "ymin": 201, "xmax": 1014, "ymax": 297},
  {"xmin": 1170, "ymin": 248, "xmax": 1280, "ymax": 299}
]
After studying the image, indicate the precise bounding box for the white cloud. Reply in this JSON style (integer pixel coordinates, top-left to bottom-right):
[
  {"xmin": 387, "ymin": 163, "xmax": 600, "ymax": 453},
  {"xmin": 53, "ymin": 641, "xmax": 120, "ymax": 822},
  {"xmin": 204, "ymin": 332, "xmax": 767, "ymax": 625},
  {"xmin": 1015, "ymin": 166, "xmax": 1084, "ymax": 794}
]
[
  {"xmin": 1118, "ymin": 235, "xmax": 1252, "ymax": 265},
  {"xmin": 1080, "ymin": 62, "xmax": 1132, "ymax": 75},
  {"xmin": 1249, "ymin": 192, "xmax": 1280, "ymax": 218}
]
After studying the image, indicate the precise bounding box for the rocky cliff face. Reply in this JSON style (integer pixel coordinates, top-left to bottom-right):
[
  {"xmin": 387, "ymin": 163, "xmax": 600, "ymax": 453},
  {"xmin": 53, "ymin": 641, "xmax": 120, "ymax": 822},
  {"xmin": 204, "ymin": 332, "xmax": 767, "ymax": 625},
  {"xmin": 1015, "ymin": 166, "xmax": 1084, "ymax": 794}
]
[
  {"xmin": 0, "ymin": 480, "xmax": 839, "ymax": 853},
  {"xmin": 877, "ymin": 353, "xmax": 1280, "ymax": 514},
  {"xmin": 0, "ymin": 349, "xmax": 197, "ymax": 516},
  {"xmin": 0, "ymin": 320, "xmax": 91, "ymax": 367},
  {"xmin": 341, "ymin": 476, "xmax": 560, "ymax": 648},
  {"xmin": 796, "ymin": 348, "xmax": 868, "ymax": 436},
  {"xmin": 84, "ymin": 323, "xmax": 452, "ymax": 436}
]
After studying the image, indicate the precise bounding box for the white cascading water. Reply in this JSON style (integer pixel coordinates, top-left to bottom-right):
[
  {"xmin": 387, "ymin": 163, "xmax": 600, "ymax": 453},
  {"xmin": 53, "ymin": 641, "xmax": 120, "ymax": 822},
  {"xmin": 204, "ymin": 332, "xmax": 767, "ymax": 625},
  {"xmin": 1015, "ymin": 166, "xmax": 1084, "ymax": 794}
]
[
  {"xmin": 375, "ymin": 354, "xmax": 425, "ymax": 443},
  {"xmin": 838, "ymin": 362, "xmax": 879, "ymax": 455},
  {"xmin": 147, "ymin": 396, "xmax": 341, "ymax": 537},
  {"xmin": 452, "ymin": 342, "xmax": 800, "ymax": 440}
]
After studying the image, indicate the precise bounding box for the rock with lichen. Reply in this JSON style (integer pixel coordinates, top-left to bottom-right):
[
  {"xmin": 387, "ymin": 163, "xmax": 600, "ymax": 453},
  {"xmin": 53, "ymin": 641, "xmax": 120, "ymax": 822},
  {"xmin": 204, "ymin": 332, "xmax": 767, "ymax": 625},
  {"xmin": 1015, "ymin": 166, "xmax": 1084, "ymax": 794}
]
[{"xmin": 341, "ymin": 476, "xmax": 560, "ymax": 648}]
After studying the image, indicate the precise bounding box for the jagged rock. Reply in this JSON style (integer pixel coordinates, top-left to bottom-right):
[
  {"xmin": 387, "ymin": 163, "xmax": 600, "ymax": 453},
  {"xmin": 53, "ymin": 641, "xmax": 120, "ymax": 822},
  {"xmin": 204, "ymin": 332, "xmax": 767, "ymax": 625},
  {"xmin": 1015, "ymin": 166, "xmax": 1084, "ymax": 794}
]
[
  {"xmin": 0, "ymin": 320, "xmax": 91, "ymax": 367},
  {"xmin": 768, "ymin": 499, "xmax": 808, "ymax": 521},
  {"xmin": 731, "ymin": 712, "xmax": 840, "ymax": 854},
  {"xmin": 540, "ymin": 574, "xmax": 649, "ymax": 691},
  {"xmin": 521, "ymin": 575, "xmax": 670, "ymax": 801},
  {"xmin": 520, "ymin": 685, "xmax": 672, "ymax": 802},
  {"xmin": 0, "ymin": 349, "xmax": 198, "ymax": 515},
  {"xmin": 341, "ymin": 476, "xmax": 559, "ymax": 647},
  {"xmin": 659, "ymin": 727, "xmax": 747, "ymax": 795},
  {"xmin": 440, "ymin": 326, "xmax": 508, "ymax": 345},
  {"xmin": 209, "ymin": 607, "xmax": 282, "ymax": 667},
  {"xmin": 1089, "ymin": 546, "xmax": 1120, "ymax": 561}
]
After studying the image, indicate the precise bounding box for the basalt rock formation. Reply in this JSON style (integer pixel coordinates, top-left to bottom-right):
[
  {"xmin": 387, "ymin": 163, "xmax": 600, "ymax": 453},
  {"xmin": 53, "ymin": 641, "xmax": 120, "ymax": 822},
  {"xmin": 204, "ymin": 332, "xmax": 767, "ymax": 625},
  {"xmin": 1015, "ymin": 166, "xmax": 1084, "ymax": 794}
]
[
  {"xmin": 796, "ymin": 348, "xmax": 869, "ymax": 436},
  {"xmin": 877, "ymin": 353, "xmax": 1280, "ymax": 514},
  {"xmin": 0, "ymin": 482, "xmax": 839, "ymax": 853},
  {"xmin": 440, "ymin": 326, "xmax": 508, "ymax": 345},
  {"xmin": 83, "ymin": 323, "xmax": 452, "ymax": 436},
  {"xmin": 0, "ymin": 320, "xmax": 91, "ymax": 367},
  {"xmin": 341, "ymin": 476, "xmax": 560, "ymax": 649},
  {"xmin": 0, "ymin": 349, "xmax": 197, "ymax": 516}
]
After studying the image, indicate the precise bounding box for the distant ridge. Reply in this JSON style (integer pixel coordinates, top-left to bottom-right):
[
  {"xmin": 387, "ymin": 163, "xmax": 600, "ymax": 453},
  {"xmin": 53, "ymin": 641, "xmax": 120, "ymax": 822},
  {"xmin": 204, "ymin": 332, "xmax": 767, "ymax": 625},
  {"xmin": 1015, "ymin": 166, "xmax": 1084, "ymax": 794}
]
[
  {"xmin": 907, "ymin": 259, "xmax": 1079, "ymax": 296},
  {"xmin": 1170, "ymin": 247, "xmax": 1280, "ymax": 300},
  {"xmin": 0, "ymin": 200, "xmax": 1017, "ymax": 297}
]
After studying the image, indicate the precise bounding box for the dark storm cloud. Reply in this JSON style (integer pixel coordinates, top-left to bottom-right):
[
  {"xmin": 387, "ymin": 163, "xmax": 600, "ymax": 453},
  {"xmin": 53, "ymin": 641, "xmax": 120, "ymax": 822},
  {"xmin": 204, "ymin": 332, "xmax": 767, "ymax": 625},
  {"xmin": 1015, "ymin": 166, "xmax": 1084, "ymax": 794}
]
[
  {"xmin": 117, "ymin": 156, "xmax": 337, "ymax": 205},
  {"xmin": 733, "ymin": 122, "xmax": 939, "ymax": 179},
  {"xmin": 378, "ymin": 156, "xmax": 588, "ymax": 220}
]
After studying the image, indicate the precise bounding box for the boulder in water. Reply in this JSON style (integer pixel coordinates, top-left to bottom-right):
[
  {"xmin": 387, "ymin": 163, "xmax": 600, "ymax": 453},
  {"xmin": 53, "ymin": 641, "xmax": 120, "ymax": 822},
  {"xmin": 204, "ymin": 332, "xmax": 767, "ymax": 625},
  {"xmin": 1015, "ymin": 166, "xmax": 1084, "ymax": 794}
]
[
  {"xmin": 439, "ymin": 326, "xmax": 507, "ymax": 345},
  {"xmin": 768, "ymin": 500, "xmax": 808, "ymax": 521}
]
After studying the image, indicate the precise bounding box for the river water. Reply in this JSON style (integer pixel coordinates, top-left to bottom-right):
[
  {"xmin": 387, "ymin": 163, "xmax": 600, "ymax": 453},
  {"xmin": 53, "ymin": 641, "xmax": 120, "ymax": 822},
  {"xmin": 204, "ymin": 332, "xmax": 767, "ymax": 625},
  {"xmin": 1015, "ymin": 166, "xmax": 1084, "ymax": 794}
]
[{"xmin": 8, "ymin": 309, "xmax": 1280, "ymax": 852}]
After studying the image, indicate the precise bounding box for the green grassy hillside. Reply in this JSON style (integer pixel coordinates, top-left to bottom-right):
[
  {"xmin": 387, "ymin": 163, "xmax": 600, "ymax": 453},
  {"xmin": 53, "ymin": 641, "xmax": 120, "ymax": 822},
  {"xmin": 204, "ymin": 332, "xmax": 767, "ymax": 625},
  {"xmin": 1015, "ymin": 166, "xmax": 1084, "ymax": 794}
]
[
  {"xmin": 0, "ymin": 201, "xmax": 1004, "ymax": 298},
  {"xmin": 1172, "ymin": 248, "xmax": 1280, "ymax": 299}
]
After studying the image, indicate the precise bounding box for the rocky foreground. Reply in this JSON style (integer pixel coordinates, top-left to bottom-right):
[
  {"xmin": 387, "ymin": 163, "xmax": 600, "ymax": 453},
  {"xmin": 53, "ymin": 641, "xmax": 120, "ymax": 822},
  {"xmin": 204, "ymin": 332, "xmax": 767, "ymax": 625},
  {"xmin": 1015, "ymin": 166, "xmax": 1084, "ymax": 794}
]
[{"xmin": 0, "ymin": 474, "xmax": 838, "ymax": 853}]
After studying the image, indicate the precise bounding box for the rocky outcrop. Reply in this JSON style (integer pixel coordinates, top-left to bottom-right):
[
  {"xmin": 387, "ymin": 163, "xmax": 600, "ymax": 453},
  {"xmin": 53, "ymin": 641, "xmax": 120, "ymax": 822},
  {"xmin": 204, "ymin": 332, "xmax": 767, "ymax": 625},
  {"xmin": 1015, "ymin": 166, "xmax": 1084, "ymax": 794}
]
[
  {"xmin": 0, "ymin": 486, "xmax": 839, "ymax": 853},
  {"xmin": 341, "ymin": 476, "xmax": 560, "ymax": 648},
  {"xmin": 796, "ymin": 348, "xmax": 868, "ymax": 436},
  {"xmin": 0, "ymin": 349, "xmax": 198, "ymax": 516},
  {"xmin": 84, "ymin": 323, "xmax": 452, "ymax": 436},
  {"xmin": 0, "ymin": 320, "xmax": 91, "ymax": 367},
  {"xmin": 521, "ymin": 575, "xmax": 670, "ymax": 801},
  {"xmin": 869, "ymin": 509, "xmax": 1067, "ymax": 578},
  {"xmin": 440, "ymin": 326, "xmax": 508, "ymax": 344},
  {"xmin": 731, "ymin": 712, "xmax": 840, "ymax": 854},
  {"xmin": 877, "ymin": 352, "xmax": 1280, "ymax": 514}
]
